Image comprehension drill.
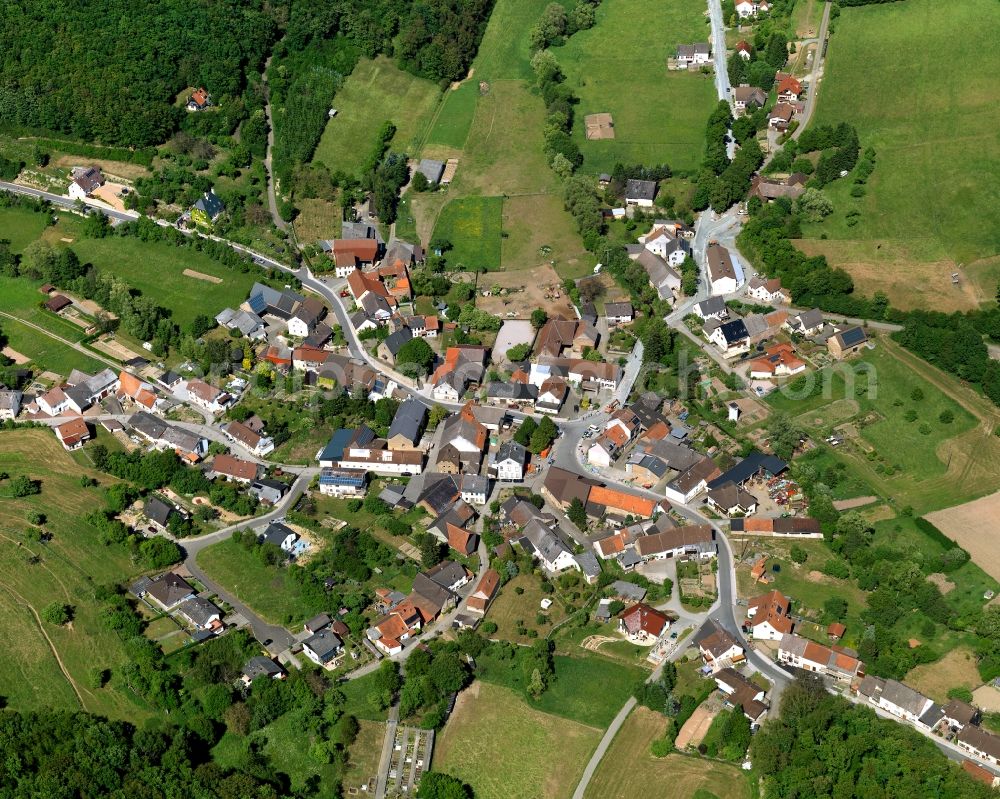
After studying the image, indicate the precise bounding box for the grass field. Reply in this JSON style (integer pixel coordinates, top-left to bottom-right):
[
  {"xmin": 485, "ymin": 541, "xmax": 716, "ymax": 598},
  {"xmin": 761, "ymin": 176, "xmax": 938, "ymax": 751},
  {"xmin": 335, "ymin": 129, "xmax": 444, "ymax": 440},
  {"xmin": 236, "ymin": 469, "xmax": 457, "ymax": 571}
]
[
  {"xmin": 434, "ymin": 681, "xmax": 602, "ymax": 799},
  {"xmin": 799, "ymin": 0, "xmax": 1000, "ymax": 303},
  {"xmin": 0, "ymin": 314, "xmax": 105, "ymax": 374},
  {"xmin": 906, "ymin": 646, "xmax": 982, "ymax": 703},
  {"xmin": 0, "ymin": 429, "xmax": 146, "ymax": 719},
  {"xmin": 766, "ymin": 342, "xmax": 1000, "ymax": 513},
  {"xmin": 343, "ymin": 719, "xmax": 385, "ymax": 792},
  {"xmin": 558, "ymin": 0, "xmax": 717, "ymax": 173},
  {"xmin": 485, "ymin": 573, "xmax": 566, "ymax": 643},
  {"xmin": 425, "ymin": 81, "xmax": 480, "ymax": 151},
  {"xmin": 313, "ymin": 57, "xmax": 442, "ymax": 175},
  {"xmin": 583, "ymin": 707, "xmax": 750, "ymax": 799},
  {"xmin": 0, "ymin": 206, "xmax": 51, "ymax": 252},
  {"xmin": 196, "ymin": 539, "xmax": 319, "ymax": 625},
  {"xmin": 531, "ymin": 655, "xmax": 645, "ymax": 729},
  {"xmin": 432, "ymin": 196, "xmax": 503, "ymax": 271},
  {"xmin": 69, "ymin": 237, "xmax": 257, "ymax": 330}
]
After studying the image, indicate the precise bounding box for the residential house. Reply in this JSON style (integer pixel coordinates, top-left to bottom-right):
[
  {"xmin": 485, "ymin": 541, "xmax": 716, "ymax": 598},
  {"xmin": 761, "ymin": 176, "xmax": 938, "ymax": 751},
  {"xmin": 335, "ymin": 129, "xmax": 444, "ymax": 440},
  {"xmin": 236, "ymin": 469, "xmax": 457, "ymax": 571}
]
[
  {"xmin": 749, "ymin": 174, "xmax": 808, "ymax": 202},
  {"xmin": 625, "ymin": 179, "xmax": 658, "ymax": 208},
  {"xmin": 696, "ymin": 296, "xmax": 729, "ymax": 321},
  {"xmin": 535, "ymin": 378, "xmax": 568, "ymax": 414},
  {"xmin": 246, "ymin": 282, "xmax": 305, "ymax": 321},
  {"xmin": 746, "ymin": 589, "xmax": 793, "ymax": 640},
  {"xmin": 634, "ymin": 521, "xmax": 716, "ymax": 561},
  {"xmin": 676, "ymin": 42, "xmax": 711, "ymax": 68},
  {"xmin": 176, "ymin": 596, "xmax": 223, "ymax": 632},
  {"xmin": 706, "ymin": 481, "xmax": 758, "ymax": 516},
  {"xmin": 730, "ymin": 516, "xmax": 822, "ymax": 536},
  {"xmin": 715, "ymin": 667, "xmax": 769, "ymax": 726},
  {"xmin": 435, "ymin": 403, "xmax": 488, "ymax": 475},
  {"xmin": 776, "ymin": 75, "xmax": 803, "ymax": 102},
  {"xmin": 293, "ymin": 345, "xmax": 329, "ymax": 373},
  {"xmin": 191, "ymin": 190, "xmax": 224, "ymax": 227},
  {"xmin": 857, "ymin": 676, "xmax": 933, "ymax": 723},
  {"xmin": 117, "ymin": 371, "xmax": 165, "ymax": 414},
  {"xmin": 241, "ymin": 656, "xmax": 286, "ymax": 686},
  {"xmin": 216, "ymin": 307, "xmax": 265, "ymax": 339},
  {"xmin": 431, "ymin": 345, "xmax": 488, "ymax": 402},
  {"xmin": 383, "ymin": 239, "xmax": 423, "ymax": 272},
  {"xmin": 287, "ymin": 297, "xmax": 326, "ymax": 338},
  {"xmin": 0, "ymin": 389, "xmax": 21, "ymax": 420},
  {"xmin": 328, "ymin": 239, "xmax": 380, "ymax": 277},
  {"xmin": 708, "ymin": 319, "xmax": 750, "ymax": 357},
  {"xmin": 827, "ymin": 326, "xmax": 868, "ymax": 360},
  {"xmin": 707, "ymin": 243, "xmax": 740, "ymax": 295},
  {"xmin": 958, "ymin": 726, "xmax": 1000, "ymax": 767},
  {"xmin": 768, "ymin": 103, "xmax": 795, "ymax": 131},
  {"xmin": 466, "ymin": 569, "xmax": 500, "ymax": 615},
  {"xmin": 128, "ymin": 411, "xmax": 209, "ymax": 462},
  {"xmin": 303, "ymin": 630, "xmax": 344, "ymax": 667},
  {"xmin": 68, "ymin": 166, "xmax": 106, "ymax": 201},
  {"xmin": 619, "ymin": 603, "xmax": 670, "ymax": 644},
  {"xmin": 784, "ymin": 308, "xmax": 826, "ymax": 337},
  {"xmin": 633, "ymin": 248, "xmax": 682, "ymax": 301},
  {"xmin": 735, "ymin": 0, "xmax": 764, "ymax": 17},
  {"xmin": 746, "ymin": 276, "xmax": 788, "ymax": 303},
  {"xmin": 327, "ymin": 439, "xmax": 423, "ymax": 476},
  {"xmin": 225, "ymin": 420, "xmax": 275, "ymax": 457},
  {"xmin": 734, "ymin": 40, "xmax": 753, "ymax": 60},
  {"xmin": 663, "ymin": 457, "xmax": 722, "ymax": 504},
  {"xmin": 187, "ymin": 88, "xmax": 211, "ymax": 111},
  {"xmin": 733, "ymin": 85, "xmax": 767, "ymax": 116},
  {"xmin": 605, "ymin": 302, "xmax": 634, "ymax": 326},
  {"xmin": 378, "ymin": 326, "xmax": 413, "ymax": 365},
  {"xmin": 534, "ymin": 316, "xmax": 599, "ymax": 358},
  {"xmin": 54, "ymin": 417, "xmax": 91, "ymax": 450},
  {"xmin": 748, "ymin": 343, "xmax": 806, "ymax": 379},
  {"xmin": 485, "ymin": 381, "xmax": 538, "ymax": 408},
  {"xmin": 185, "ymin": 379, "xmax": 232, "ymax": 413},
  {"xmin": 249, "ymin": 478, "xmax": 289, "ymax": 505},
  {"xmin": 141, "ymin": 572, "xmax": 196, "ymax": 612},
  {"xmin": 259, "ymin": 522, "xmax": 299, "ymax": 554},
  {"xmin": 778, "ymin": 634, "xmax": 865, "ymax": 681},
  {"xmin": 610, "ymin": 580, "xmax": 647, "ymax": 602},
  {"xmin": 387, "ymin": 397, "xmax": 427, "ymax": 451},
  {"xmin": 697, "ymin": 622, "xmax": 745, "ymax": 672},
  {"xmin": 446, "ymin": 522, "xmax": 479, "ymax": 556},
  {"xmin": 370, "ymin": 601, "xmax": 423, "ymax": 655},
  {"xmin": 208, "ymin": 453, "xmax": 260, "ymax": 484},
  {"xmin": 491, "ymin": 440, "xmax": 528, "ymax": 482},
  {"xmin": 520, "ymin": 518, "xmax": 578, "ymax": 574},
  {"xmin": 407, "ymin": 314, "xmax": 440, "ymax": 339}
]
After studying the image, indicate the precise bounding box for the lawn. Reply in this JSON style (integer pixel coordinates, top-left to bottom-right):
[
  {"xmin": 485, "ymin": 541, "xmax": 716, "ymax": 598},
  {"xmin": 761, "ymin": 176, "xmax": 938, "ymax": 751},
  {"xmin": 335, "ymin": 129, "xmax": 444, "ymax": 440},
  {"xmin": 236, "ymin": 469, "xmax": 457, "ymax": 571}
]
[
  {"xmin": 583, "ymin": 707, "xmax": 751, "ymax": 799},
  {"xmin": 340, "ymin": 668, "xmax": 393, "ymax": 722},
  {"xmin": 0, "ymin": 429, "xmax": 147, "ymax": 720},
  {"xmin": 433, "ymin": 681, "xmax": 602, "ymax": 799},
  {"xmin": 425, "ymin": 80, "xmax": 480, "ymax": 151},
  {"xmin": 501, "ymin": 194, "xmax": 596, "ymax": 279},
  {"xmin": 485, "ymin": 573, "xmax": 566, "ymax": 644},
  {"xmin": 0, "ymin": 206, "xmax": 51, "ymax": 252},
  {"xmin": 531, "ymin": 655, "xmax": 645, "ymax": 729},
  {"xmin": 766, "ymin": 342, "xmax": 997, "ymax": 513},
  {"xmin": 313, "ymin": 56, "xmax": 442, "ymax": 175},
  {"xmin": 0, "ymin": 314, "xmax": 106, "ymax": 375},
  {"xmin": 0, "ymin": 274, "xmax": 93, "ymax": 341},
  {"xmin": 798, "ymin": 0, "xmax": 1000, "ymax": 298},
  {"xmin": 70, "ymin": 237, "xmax": 258, "ymax": 330},
  {"xmin": 196, "ymin": 539, "xmax": 320, "ymax": 625},
  {"xmin": 432, "ymin": 196, "xmax": 503, "ymax": 271},
  {"xmin": 558, "ymin": 0, "xmax": 717, "ymax": 174}
]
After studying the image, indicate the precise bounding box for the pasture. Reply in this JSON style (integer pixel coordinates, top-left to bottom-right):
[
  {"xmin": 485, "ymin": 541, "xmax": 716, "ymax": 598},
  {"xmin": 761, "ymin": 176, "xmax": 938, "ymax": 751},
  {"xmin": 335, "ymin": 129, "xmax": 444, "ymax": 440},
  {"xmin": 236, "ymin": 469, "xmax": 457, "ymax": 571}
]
[
  {"xmin": 0, "ymin": 314, "xmax": 105, "ymax": 374},
  {"xmin": 0, "ymin": 206, "xmax": 51, "ymax": 252},
  {"xmin": 433, "ymin": 681, "xmax": 602, "ymax": 799},
  {"xmin": 800, "ymin": 0, "xmax": 1000, "ymax": 299},
  {"xmin": 70, "ymin": 237, "xmax": 257, "ymax": 330},
  {"xmin": 425, "ymin": 80, "xmax": 480, "ymax": 151},
  {"xmin": 583, "ymin": 707, "xmax": 751, "ymax": 799},
  {"xmin": 0, "ymin": 429, "xmax": 144, "ymax": 720},
  {"xmin": 432, "ymin": 196, "xmax": 503, "ymax": 271},
  {"xmin": 766, "ymin": 342, "xmax": 1000, "ymax": 513},
  {"xmin": 313, "ymin": 57, "xmax": 442, "ymax": 175},
  {"xmin": 558, "ymin": 0, "xmax": 717, "ymax": 173}
]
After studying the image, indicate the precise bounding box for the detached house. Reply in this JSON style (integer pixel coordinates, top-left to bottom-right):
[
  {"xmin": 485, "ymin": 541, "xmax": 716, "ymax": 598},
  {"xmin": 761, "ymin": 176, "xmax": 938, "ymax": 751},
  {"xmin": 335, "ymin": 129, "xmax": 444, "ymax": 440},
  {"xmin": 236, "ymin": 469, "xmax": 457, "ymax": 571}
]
[
  {"xmin": 748, "ymin": 343, "xmax": 806, "ymax": 379},
  {"xmin": 746, "ymin": 277, "xmax": 787, "ymax": 304},
  {"xmin": 436, "ymin": 403, "xmax": 488, "ymax": 475},
  {"xmin": 733, "ymin": 84, "xmax": 768, "ymax": 116},
  {"xmin": 191, "ymin": 190, "xmax": 224, "ymax": 227},
  {"xmin": 746, "ymin": 589, "xmax": 793, "ymax": 640},
  {"xmin": 303, "ymin": 630, "xmax": 344, "ymax": 667},
  {"xmin": 638, "ymin": 223, "xmax": 691, "ymax": 267},
  {"xmin": 768, "ymin": 103, "xmax": 795, "ymax": 131},
  {"xmin": 696, "ymin": 622, "xmax": 745, "ymax": 672},
  {"xmin": 707, "ymin": 243, "xmax": 740, "ymax": 295},
  {"xmin": 225, "ymin": 420, "xmax": 275, "ymax": 457},
  {"xmin": 827, "ymin": 326, "xmax": 868, "ymax": 360},
  {"xmin": 784, "ymin": 308, "xmax": 825, "ymax": 337},
  {"xmin": 68, "ymin": 166, "xmax": 105, "ymax": 201},
  {"xmin": 776, "ymin": 75, "xmax": 803, "ymax": 102},
  {"xmin": 778, "ymin": 634, "xmax": 864, "ymax": 682},
  {"xmin": 625, "ymin": 179, "xmax": 658, "ymax": 208},
  {"xmin": 208, "ymin": 454, "xmax": 260, "ymax": 484},
  {"xmin": 491, "ymin": 440, "xmax": 528, "ymax": 482},
  {"xmin": 328, "ymin": 239, "xmax": 380, "ymax": 277},
  {"xmin": 287, "ymin": 297, "xmax": 326, "ymax": 338},
  {"xmin": 185, "ymin": 379, "xmax": 232, "ymax": 413},
  {"xmin": 466, "ymin": 569, "xmax": 500, "ymax": 615},
  {"xmin": 715, "ymin": 667, "xmax": 769, "ymax": 727},
  {"xmin": 708, "ymin": 319, "xmax": 750, "ymax": 357},
  {"xmin": 675, "ymin": 43, "xmax": 711, "ymax": 68},
  {"xmin": 54, "ymin": 417, "xmax": 91, "ymax": 450},
  {"xmin": 431, "ymin": 345, "xmax": 488, "ymax": 402},
  {"xmin": 619, "ymin": 603, "xmax": 670, "ymax": 644}
]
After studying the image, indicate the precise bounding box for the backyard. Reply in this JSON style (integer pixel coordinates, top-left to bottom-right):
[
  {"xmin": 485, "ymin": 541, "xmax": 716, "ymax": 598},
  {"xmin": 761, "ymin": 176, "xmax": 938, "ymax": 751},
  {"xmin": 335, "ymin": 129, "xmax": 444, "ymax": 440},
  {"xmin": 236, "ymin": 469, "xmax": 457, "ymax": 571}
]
[
  {"xmin": 798, "ymin": 0, "xmax": 1000, "ymax": 307},
  {"xmin": 0, "ymin": 429, "xmax": 145, "ymax": 720},
  {"xmin": 433, "ymin": 680, "xmax": 602, "ymax": 799}
]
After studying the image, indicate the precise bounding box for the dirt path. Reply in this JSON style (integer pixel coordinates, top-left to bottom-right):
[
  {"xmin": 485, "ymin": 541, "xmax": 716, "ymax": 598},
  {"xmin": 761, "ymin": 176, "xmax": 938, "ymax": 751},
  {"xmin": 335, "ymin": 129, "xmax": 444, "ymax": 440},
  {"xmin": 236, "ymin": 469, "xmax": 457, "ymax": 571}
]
[
  {"xmin": 832, "ymin": 496, "xmax": 878, "ymax": 510},
  {"xmin": 0, "ymin": 582, "xmax": 87, "ymax": 710}
]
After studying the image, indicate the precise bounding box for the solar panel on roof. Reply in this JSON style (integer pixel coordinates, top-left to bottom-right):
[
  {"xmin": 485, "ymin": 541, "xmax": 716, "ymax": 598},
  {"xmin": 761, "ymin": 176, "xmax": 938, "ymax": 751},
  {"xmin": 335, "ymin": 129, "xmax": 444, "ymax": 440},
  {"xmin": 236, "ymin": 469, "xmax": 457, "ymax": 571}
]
[
  {"xmin": 247, "ymin": 292, "xmax": 267, "ymax": 314},
  {"xmin": 839, "ymin": 327, "xmax": 867, "ymax": 346}
]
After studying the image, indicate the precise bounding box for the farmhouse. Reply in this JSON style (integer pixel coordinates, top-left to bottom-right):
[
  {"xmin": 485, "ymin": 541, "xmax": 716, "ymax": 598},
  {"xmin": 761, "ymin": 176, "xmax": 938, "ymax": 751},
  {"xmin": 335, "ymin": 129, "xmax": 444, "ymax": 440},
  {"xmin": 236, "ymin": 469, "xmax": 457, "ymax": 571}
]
[
  {"xmin": 328, "ymin": 239, "xmax": 380, "ymax": 277},
  {"xmin": 247, "ymin": 283, "xmax": 305, "ymax": 320},
  {"xmin": 676, "ymin": 43, "xmax": 711, "ymax": 68},
  {"xmin": 730, "ymin": 516, "xmax": 821, "ymax": 536},
  {"xmin": 663, "ymin": 456, "xmax": 722, "ymax": 504},
  {"xmin": 534, "ymin": 316, "xmax": 599, "ymax": 358},
  {"xmin": 708, "ymin": 451, "xmax": 787, "ymax": 491},
  {"xmin": 827, "ymin": 326, "xmax": 869, "ymax": 359},
  {"xmin": 778, "ymin": 634, "xmax": 865, "ymax": 681},
  {"xmin": 634, "ymin": 521, "xmax": 716, "ymax": 561},
  {"xmin": 746, "ymin": 276, "xmax": 788, "ymax": 303},
  {"xmin": 619, "ymin": 603, "xmax": 670, "ymax": 644},
  {"xmin": 625, "ymin": 179, "xmax": 658, "ymax": 208},
  {"xmin": 706, "ymin": 243, "xmax": 740, "ymax": 295}
]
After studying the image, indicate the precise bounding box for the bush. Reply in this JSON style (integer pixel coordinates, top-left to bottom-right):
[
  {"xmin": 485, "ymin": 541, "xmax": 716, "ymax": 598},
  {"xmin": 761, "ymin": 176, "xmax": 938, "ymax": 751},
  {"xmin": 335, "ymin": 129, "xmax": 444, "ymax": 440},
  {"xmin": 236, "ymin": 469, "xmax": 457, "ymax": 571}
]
[
  {"xmin": 790, "ymin": 545, "xmax": 808, "ymax": 564},
  {"xmin": 42, "ymin": 602, "xmax": 72, "ymax": 625}
]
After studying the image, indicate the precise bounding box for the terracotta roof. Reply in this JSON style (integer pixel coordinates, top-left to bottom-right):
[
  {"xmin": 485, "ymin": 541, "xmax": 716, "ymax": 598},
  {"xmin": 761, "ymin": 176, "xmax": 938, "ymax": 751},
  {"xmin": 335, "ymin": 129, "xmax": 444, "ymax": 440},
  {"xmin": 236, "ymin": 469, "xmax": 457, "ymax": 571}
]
[
  {"xmin": 294, "ymin": 345, "xmax": 328, "ymax": 364},
  {"xmin": 588, "ymin": 485, "xmax": 658, "ymax": 517},
  {"xmin": 962, "ymin": 760, "xmax": 996, "ymax": 787},
  {"xmin": 446, "ymin": 522, "xmax": 477, "ymax": 555},
  {"xmin": 55, "ymin": 417, "xmax": 89, "ymax": 445},
  {"xmin": 620, "ymin": 603, "xmax": 670, "ymax": 637},
  {"xmin": 467, "ymin": 569, "xmax": 500, "ymax": 613},
  {"xmin": 827, "ymin": 622, "xmax": 846, "ymax": 638},
  {"xmin": 777, "ymin": 76, "xmax": 803, "ymax": 95},
  {"xmin": 211, "ymin": 454, "xmax": 258, "ymax": 481}
]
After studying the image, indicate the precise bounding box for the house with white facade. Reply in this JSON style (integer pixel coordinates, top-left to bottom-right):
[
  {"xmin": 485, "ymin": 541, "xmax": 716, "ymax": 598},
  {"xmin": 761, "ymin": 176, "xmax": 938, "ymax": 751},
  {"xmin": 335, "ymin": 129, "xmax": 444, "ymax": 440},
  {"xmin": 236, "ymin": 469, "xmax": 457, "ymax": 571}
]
[{"xmin": 491, "ymin": 440, "xmax": 527, "ymax": 482}]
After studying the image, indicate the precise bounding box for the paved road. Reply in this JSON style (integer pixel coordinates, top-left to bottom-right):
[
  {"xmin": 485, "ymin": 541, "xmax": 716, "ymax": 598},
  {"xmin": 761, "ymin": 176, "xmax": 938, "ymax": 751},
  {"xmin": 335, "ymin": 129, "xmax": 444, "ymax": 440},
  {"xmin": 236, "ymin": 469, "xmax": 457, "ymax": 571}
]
[
  {"xmin": 790, "ymin": 2, "xmax": 833, "ymax": 142},
  {"xmin": 260, "ymin": 54, "xmax": 288, "ymax": 232},
  {"xmin": 0, "ymin": 180, "xmax": 139, "ymax": 223},
  {"xmin": 707, "ymin": 0, "xmax": 733, "ymax": 104}
]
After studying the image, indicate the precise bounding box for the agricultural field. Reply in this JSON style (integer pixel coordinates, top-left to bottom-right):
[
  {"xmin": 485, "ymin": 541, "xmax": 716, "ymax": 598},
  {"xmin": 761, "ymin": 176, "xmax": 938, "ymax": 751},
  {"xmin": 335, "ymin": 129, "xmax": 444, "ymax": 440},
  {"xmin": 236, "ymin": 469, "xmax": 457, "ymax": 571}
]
[
  {"xmin": 926, "ymin": 491, "xmax": 1000, "ymax": 585},
  {"xmin": 312, "ymin": 57, "xmax": 443, "ymax": 176},
  {"xmin": 798, "ymin": 0, "xmax": 1000, "ymax": 309},
  {"xmin": 0, "ymin": 429, "xmax": 146, "ymax": 720},
  {"xmin": 583, "ymin": 707, "xmax": 751, "ymax": 799},
  {"xmin": 0, "ymin": 314, "xmax": 106, "ymax": 375},
  {"xmin": 559, "ymin": 0, "xmax": 717, "ymax": 173},
  {"xmin": 766, "ymin": 341, "xmax": 1000, "ymax": 514},
  {"xmin": 433, "ymin": 681, "xmax": 602, "ymax": 799},
  {"xmin": 70, "ymin": 237, "xmax": 257, "ymax": 331},
  {"xmin": 906, "ymin": 646, "xmax": 983, "ymax": 704}
]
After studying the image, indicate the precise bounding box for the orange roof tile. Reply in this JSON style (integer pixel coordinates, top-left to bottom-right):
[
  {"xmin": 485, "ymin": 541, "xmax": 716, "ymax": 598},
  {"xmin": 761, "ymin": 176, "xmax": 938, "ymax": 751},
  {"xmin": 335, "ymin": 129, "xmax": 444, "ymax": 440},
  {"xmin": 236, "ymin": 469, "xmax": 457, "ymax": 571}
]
[{"xmin": 588, "ymin": 485, "xmax": 657, "ymax": 517}]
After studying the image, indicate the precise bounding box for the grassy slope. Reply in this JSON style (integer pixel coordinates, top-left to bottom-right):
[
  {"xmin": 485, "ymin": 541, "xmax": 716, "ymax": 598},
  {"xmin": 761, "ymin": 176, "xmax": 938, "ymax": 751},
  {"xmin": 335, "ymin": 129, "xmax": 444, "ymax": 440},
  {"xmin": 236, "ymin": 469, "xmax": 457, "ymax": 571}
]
[
  {"xmin": 583, "ymin": 707, "xmax": 750, "ymax": 799},
  {"xmin": 313, "ymin": 56, "xmax": 442, "ymax": 175},
  {"xmin": 70, "ymin": 237, "xmax": 257, "ymax": 329},
  {"xmin": 558, "ymin": 0, "xmax": 717, "ymax": 173},
  {"xmin": 0, "ymin": 207, "xmax": 51, "ymax": 252},
  {"xmin": 433, "ymin": 681, "xmax": 602, "ymax": 799},
  {"xmin": 801, "ymin": 0, "xmax": 1000, "ymax": 268},
  {"xmin": 0, "ymin": 429, "xmax": 146, "ymax": 719}
]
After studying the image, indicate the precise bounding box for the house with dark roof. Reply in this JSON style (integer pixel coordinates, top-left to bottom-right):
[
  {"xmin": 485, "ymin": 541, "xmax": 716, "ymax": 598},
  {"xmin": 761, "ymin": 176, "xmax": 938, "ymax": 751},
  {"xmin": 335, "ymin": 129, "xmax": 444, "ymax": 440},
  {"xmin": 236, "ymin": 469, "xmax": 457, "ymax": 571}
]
[
  {"xmin": 176, "ymin": 596, "xmax": 223, "ymax": 631},
  {"xmin": 259, "ymin": 522, "xmax": 299, "ymax": 554},
  {"xmin": 303, "ymin": 629, "xmax": 344, "ymax": 666},
  {"xmin": 387, "ymin": 397, "xmax": 427, "ymax": 451},
  {"xmin": 242, "ymin": 656, "xmax": 286, "ymax": 686},
  {"xmin": 247, "ymin": 282, "xmax": 304, "ymax": 320},
  {"xmin": 417, "ymin": 159, "xmax": 445, "ymax": 185},
  {"xmin": 144, "ymin": 496, "xmax": 176, "ymax": 530},
  {"xmin": 706, "ymin": 482, "xmax": 758, "ymax": 516},
  {"xmin": 491, "ymin": 440, "xmax": 528, "ymax": 481},
  {"xmin": 625, "ymin": 179, "xmax": 658, "ymax": 207},
  {"xmin": 605, "ymin": 302, "xmax": 634, "ymax": 326},
  {"xmin": 828, "ymin": 325, "xmax": 869, "ymax": 359},
  {"xmin": 142, "ymin": 573, "xmax": 196, "ymax": 611},
  {"xmin": 696, "ymin": 621, "xmax": 745, "ymax": 672},
  {"xmin": 675, "ymin": 42, "xmax": 711, "ymax": 67},
  {"xmin": 715, "ymin": 667, "xmax": 769, "ymax": 726},
  {"xmin": 708, "ymin": 318, "xmax": 749, "ymax": 356},
  {"xmin": 191, "ymin": 190, "xmax": 225, "ymax": 227},
  {"xmin": 707, "ymin": 451, "xmax": 787, "ymax": 490},
  {"xmin": 377, "ymin": 326, "xmax": 413, "ymax": 365},
  {"xmin": 733, "ymin": 84, "xmax": 767, "ymax": 115}
]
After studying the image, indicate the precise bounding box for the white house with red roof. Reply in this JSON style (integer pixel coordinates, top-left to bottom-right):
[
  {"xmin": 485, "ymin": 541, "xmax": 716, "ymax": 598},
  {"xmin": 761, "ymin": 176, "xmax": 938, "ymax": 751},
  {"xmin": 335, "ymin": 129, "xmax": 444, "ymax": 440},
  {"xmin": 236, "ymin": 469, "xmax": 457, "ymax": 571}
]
[{"xmin": 619, "ymin": 603, "xmax": 671, "ymax": 644}]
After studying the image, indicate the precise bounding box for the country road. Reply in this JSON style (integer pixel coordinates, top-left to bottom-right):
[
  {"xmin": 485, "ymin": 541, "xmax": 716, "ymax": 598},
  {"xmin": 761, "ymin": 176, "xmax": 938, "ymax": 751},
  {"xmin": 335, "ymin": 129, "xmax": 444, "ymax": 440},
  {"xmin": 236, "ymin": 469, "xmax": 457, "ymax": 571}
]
[{"xmin": 260, "ymin": 54, "xmax": 288, "ymax": 232}]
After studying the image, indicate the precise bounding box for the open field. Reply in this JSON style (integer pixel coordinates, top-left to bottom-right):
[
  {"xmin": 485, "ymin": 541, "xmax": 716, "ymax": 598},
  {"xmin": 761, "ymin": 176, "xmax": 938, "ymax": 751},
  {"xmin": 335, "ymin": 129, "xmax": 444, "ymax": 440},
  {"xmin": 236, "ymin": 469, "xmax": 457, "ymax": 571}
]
[
  {"xmin": 485, "ymin": 573, "xmax": 566, "ymax": 644},
  {"xmin": 927, "ymin": 491, "xmax": 1000, "ymax": 584},
  {"xmin": 0, "ymin": 275, "xmax": 94, "ymax": 341},
  {"xmin": 0, "ymin": 314, "xmax": 105, "ymax": 374},
  {"xmin": 766, "ymin": 341, "xmax": 1000, "ymax": 513},
  {"xmin": 559, "ymin": 0, "xmax": 716, "ymax": 173},
  {"xmin": 0, "ymin": 429, "xmax": 145, "ymax": 719},
  {"xmin": 313, "ymin": 57, "xmax": 442, "ymax": 175},
  {"xmin": 343, "ymin": 719, "xmax": 385, "ymax": 793},
  {"xmin": 799, "ymin": 0, "xmax": 1000, "ymax": 291},
  {"xmin": 473, "ymin": 263, "xmax": 578, "ymax": 319},
  {"xmin": 583, "ymin": 707, "xmax": 750, "ymax": 799},
  {"xmin": 434, "ymin": 681, "xmax": 602, "ymax": 799},
  {"xmin": 425, "ymin": 81, "xmax": 480, "ymax": 150},
  {"xmin": 905, "ymin": 646, "xmax": 982, "ymax": 703},
  {"xmin": 433, "ymin": 196, "xmax": 503, "ymax": 271},
  {"xmin": 294, "ymin": 198, "xmax": 341, "ymax": 245},
  {"xmin": 69, "ymin": 237, "xmax": 257, "ymax": 330},
  {"xmin": 500, "ymin": 194, "xmax": 595, "ymax": 278},
  {"xmin": 0, "ymin": 206, "xmax": 51, "ymax": 252}
]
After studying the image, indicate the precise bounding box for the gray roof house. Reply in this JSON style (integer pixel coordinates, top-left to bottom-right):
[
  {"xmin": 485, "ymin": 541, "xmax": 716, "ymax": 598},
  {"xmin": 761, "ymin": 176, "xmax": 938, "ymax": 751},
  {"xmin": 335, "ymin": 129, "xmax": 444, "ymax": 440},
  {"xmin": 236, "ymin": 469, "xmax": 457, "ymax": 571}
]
[
  {"xmin": 247, "ymin": 282, "xmax": 304, "ymax": 320},
  {"xmin": 260, "ymin": 522, "xmax": 299, "ymax": 553},
  {"xmin": 417, "ymin": 159, "xmax": 446, "ymax": 184},
  {"xmin": 143, "ymin": 573, "xmax": 196, "ymax": 611},
  {"xmin": 0, "ymin": 389, "xmax": 22, "ymax": 419},
  {"xmin": 249, "ymin": 478, "xmax": 289, "ymax": 505},
  {"xmin": 611, "ymin": 580, "xmax": 648, "ymax": 602},
  {"xmin": 176, "ymin": 596, "xmax": 222, "ymax": 630},
  {"xmin": 242, "ymin": 656, "xmax": 286, "ymax": 685},
  {"xmin": 425, "ymin": 560, "xmax": 472, "ymax": 592},
  {"xmin": 145, "ymin": 496, "xmax": 175, "ymax": 529},
  {"xmin": 387, "ymin": 397, "xmax": 427, "ymax": 448},
  {"xmin": 625, "ymin": 179, "xmax": 658, "ymax": 205},
  {"xmin": 303, "ymin": 629, "xmax": 344, "ymax": 665}
]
